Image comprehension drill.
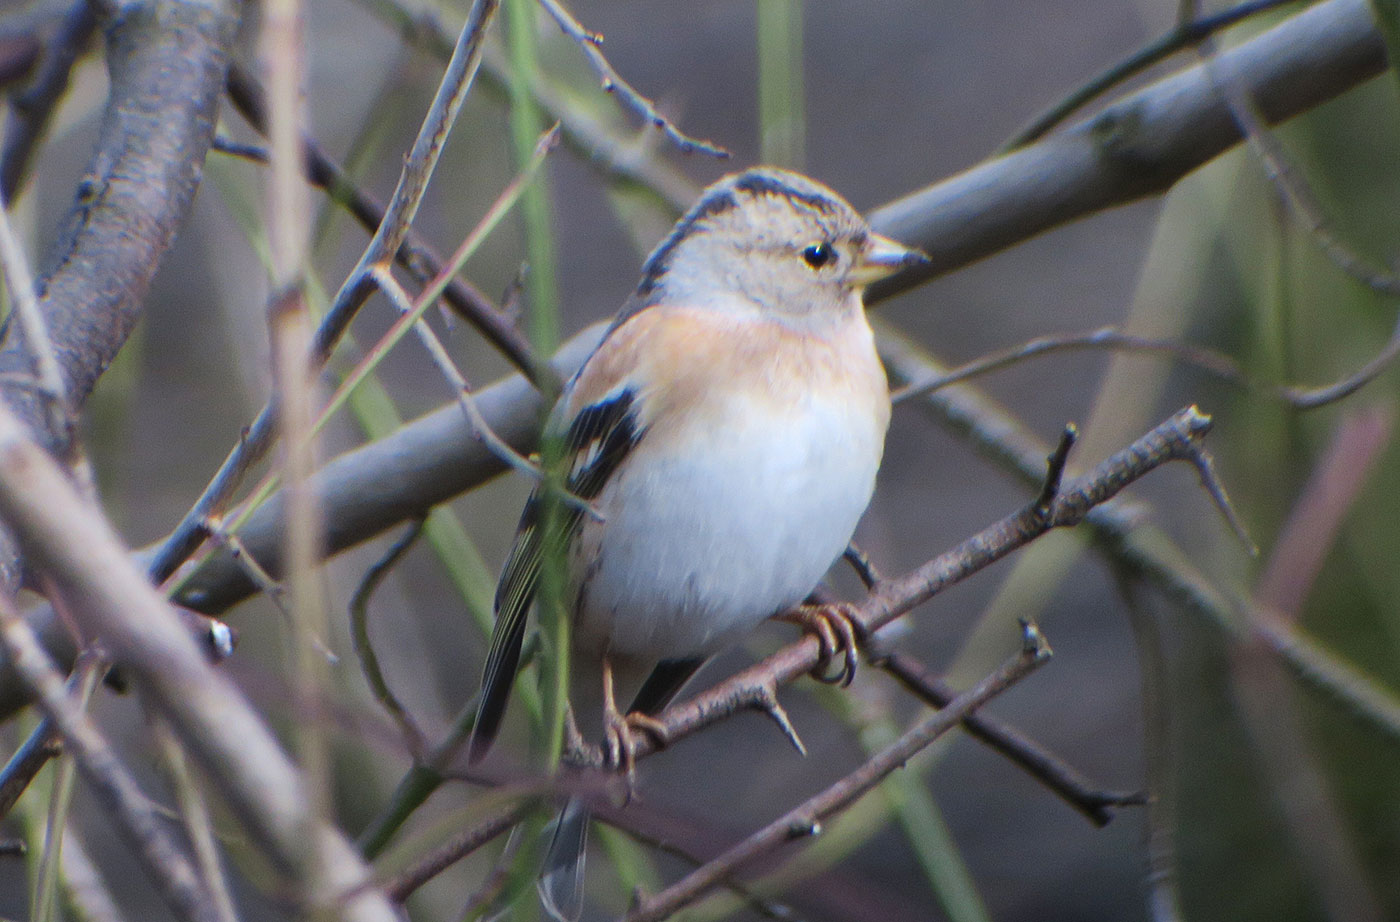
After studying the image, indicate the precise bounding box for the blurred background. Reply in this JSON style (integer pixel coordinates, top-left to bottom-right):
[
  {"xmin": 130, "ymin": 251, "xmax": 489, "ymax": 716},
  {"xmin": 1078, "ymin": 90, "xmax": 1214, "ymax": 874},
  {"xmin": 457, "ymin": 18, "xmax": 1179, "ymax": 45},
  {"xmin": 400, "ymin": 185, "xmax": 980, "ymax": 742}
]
[{"xmin": 3, "ymin": 0, "xmax": 1400, "ymax": 920}]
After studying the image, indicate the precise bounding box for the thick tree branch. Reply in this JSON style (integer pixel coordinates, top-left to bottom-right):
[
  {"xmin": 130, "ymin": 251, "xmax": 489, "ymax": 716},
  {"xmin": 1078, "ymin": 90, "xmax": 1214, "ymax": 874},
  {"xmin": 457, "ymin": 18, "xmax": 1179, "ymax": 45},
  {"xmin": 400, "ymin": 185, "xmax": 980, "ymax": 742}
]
[
  {"xmin": 0, "ymin": 0, "xmax": 238, "ymax": 597},
  {"xmin": 866, "ymin": 0, "xmax": 1386, "ymax": 297},
  {"xmin": 0, "ymin": 0, "xmax": 236, "ymax": 453}
]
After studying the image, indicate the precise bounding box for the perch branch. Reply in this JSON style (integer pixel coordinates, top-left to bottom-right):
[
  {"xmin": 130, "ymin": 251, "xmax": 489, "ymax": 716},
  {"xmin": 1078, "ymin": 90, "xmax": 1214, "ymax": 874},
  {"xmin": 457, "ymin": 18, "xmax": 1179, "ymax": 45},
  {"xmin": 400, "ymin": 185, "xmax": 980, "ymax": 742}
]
[{"xmin": 622, "ymin": 625, "xmax": 1052, "ymax": 922}]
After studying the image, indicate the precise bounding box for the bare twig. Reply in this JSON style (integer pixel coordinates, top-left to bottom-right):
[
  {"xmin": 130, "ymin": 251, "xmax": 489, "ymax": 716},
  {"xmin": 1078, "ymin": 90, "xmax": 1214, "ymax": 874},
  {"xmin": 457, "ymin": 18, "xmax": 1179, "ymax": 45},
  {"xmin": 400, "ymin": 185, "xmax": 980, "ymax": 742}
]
[
  {"xmin": 151, "ymin": 717, "xmax": 240, "ymax": 922},
  {"xmin": 32, "ymin": 647, "xmax": 101, "ymax": 922},
  {"xmin": 147, "ymin": 0, "xmax": 502, "ymax": 590},
  {"xmin": 536, "ymin": 0, "xmax": 728, "ymax": 157},
  {"xmin": 0, "ymin": 714, "xmax": 61, "ymax": 820},
  {"xmin": 368, "ymin": 265, "xmax": 553, "ymax": 490},
  {"xmin": 1200, "ymin": 30, "xmax": 1400, "ymax": 298},
  {"xmin": 348, "ymin": 519, "xmax": 429, "ymax": 754},
  {"xmin": 0, "ymin": 592, "xmax": 218, "ymax": 922},
  {"xmin": 0, "ymin": 0, "xmax": 98, "ymax": 200},
  {"xmin": 381, "ymin": 799, "xmax": 535, "ymax": 902},
  {"xmin": 220, "ymin": 62, "xmax": 554, "ymax": 390},
  {"xmin": 350, "ymin": 0, "xmax": 700, "ymax": 211},
  {"xmin": 890, "ymin": 323, "xmax": 1400, "ymax": 413},
  {"xmin": 0, "ymin": 188, "xmax": 69, "ymax": 436},
  {"xmin": 0, "ymin": 401, "xmax": 400, "ymax": 922},
  {"xmin": 623, "ymin": 625, "xmax": 1051, "ymax": 922},
  {"xmin": 1002, "ymin": 0, "xmax": 1296, "ymax": 150},
  {"xmin": 873, "ymin": 649, "xmax": 1144, "ymax": 826}
]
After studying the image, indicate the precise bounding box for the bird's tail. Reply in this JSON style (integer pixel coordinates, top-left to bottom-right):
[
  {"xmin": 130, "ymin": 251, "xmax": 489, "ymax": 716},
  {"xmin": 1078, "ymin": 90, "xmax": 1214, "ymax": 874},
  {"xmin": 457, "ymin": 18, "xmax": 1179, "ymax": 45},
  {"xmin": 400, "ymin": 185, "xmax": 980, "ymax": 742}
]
[
  {"xmin": 533, "ymin": 656, "xmax": 705, "ymax": 921},
  {"xmin": 538, "ymin": 798, "xmax": 590, "ymax": 922}
]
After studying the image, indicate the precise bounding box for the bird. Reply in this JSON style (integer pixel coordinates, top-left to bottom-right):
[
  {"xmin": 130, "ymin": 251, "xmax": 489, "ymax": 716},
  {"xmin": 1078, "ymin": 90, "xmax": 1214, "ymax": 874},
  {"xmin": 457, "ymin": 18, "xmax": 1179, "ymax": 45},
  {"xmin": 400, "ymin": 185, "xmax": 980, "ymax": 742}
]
[{"xmin": 466, "ymin": 166, "xmax": 925, "ymax": 919}]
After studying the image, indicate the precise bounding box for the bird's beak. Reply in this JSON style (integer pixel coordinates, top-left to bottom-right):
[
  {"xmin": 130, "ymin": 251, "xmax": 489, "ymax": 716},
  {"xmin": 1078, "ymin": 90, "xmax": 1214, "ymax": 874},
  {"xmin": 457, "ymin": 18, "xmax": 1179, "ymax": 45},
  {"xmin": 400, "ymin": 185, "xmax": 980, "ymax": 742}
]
[{"xmin": 850, "ymin": 233, "xmax": 929, "ymax": 287}]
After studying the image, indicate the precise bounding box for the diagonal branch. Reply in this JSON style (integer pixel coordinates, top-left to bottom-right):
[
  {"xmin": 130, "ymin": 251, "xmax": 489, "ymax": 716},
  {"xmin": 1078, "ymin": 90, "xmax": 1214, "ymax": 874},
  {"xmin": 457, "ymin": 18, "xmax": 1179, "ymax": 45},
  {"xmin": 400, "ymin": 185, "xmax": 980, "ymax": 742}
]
[
  {"xmin": 866, "ymin": 0, "xmax": 1386, "ymax": 296},
  {"xmin": 595, "ymin": 408, "xmax": 1213, "ymax": 767},
  {"xmin": 0, "ymin": 0, "xmax": 237, "ymax": 459},
  {"xmin": 623, "ymin": 626, "xmax": 1052, "ymax": 922},
  {"xmin": 0, "ymin": 401, "xmax": 401, "ymax": 922}
]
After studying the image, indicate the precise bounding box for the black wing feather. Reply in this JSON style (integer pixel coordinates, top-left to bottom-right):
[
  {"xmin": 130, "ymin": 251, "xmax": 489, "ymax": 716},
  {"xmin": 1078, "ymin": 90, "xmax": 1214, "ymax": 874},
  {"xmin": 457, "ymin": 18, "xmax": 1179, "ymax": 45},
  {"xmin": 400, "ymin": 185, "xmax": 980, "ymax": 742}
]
[{"xmin": 468, "ymin": 389, "xmax": 645, "ymax": 762}]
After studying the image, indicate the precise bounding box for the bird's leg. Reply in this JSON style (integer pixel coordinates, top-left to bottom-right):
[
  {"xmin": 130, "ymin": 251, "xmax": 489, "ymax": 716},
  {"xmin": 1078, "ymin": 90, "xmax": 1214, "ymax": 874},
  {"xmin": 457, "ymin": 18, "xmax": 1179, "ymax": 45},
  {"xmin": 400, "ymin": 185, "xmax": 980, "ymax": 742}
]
[
  {"xmin": 777, "ymin": 602, "xmax": 863, "ymax": 687},
  {"xmin": 600, "ymin": 655, "xmax": 668, "ymax": 788}
]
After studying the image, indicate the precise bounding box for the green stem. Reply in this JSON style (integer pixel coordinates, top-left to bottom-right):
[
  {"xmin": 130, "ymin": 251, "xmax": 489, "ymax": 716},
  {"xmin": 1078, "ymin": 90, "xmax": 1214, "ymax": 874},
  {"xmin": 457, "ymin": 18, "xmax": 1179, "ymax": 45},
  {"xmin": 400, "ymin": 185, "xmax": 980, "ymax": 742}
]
[{"xmin": 756, "ymin": 0, "xmax": 805, "ymax": 168}]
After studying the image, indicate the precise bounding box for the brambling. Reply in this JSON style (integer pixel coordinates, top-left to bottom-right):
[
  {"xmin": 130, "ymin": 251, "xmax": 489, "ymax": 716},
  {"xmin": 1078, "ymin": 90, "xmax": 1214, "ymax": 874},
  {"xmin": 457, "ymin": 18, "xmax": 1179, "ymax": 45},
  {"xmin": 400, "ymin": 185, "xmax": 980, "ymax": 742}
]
[{"xmin": 466, "ymin": 166, "xmax": 924, "ymax": 916}]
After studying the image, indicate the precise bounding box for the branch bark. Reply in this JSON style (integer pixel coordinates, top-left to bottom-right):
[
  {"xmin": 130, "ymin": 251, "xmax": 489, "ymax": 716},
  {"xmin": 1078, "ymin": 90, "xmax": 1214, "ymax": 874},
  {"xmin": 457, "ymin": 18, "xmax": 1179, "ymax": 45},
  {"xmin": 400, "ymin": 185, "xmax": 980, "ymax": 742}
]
[
  {"xmin": 0, "ymin": 402, "xmax": 400, "ymax": 922},
  {"xmin": 0, "ymin": 0, "xmax": 238, "ymax": 584}
]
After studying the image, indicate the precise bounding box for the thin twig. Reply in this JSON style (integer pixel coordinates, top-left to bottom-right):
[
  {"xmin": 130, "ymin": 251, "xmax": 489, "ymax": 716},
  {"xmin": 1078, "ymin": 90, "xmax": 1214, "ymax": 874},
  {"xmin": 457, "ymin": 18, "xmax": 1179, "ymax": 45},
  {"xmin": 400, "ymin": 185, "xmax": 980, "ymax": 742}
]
[
  {"xmin": 873, "ymin": 649, "xmax": 1143, "ymax": 826},
  {"xmin": 623, "ymin": 625, "xmax": 1051, "ymax": 922},
  {"xmin": 355, "ymin": 634, "xmax": 539, "ymax": 858},
  {"xmin": 220, "ymin": 63, "xmax": 554, "ymax": 390},
  {"xmin": 600, "ymin": 816, "xmax": 812, "ymax": 922},
  {"xmin": 0, "ymin": 713, "xmax": 62, "ymax": 822},
  {"xmin": 0, "ymin": 0, "xmax": 98, "ymax": 199},
  {"xmin": 1002, "ymin": 0, "xmax": 1296, "ymax": 150},
  {"xmin": 151, "ymin": 717, "xmax": 240, "ymax": 922},
  {"xmin": 889, "ymin": 323, "xmax": 1400, "ymax": 413},
  {"xmin": 0, "ymin": 593, "xmax": 219, "ymax": 922},
  {"xmin": 536, "ymin": 0, "xmax": 728, "ymax": 158},
  {"xmin": 33, "ymin": 647, "xmax": 102, "ymax": 922},
  {"xmin": 349, "ymin": 0, "xmax": 700, "ymax": 211},
  {"xmin": 1201, "ymin": 33, "xmax": 1400, "ymax": 298},
  {"xmin": 348, "ymin": 519, "xmax": 428, "ymax": 755},
  {"xmin": 381, "ymin": 799, "xmax": 535, "ymax": 902},
  {"xmin": 0, "ymin": 187, "xmax": 69, "ymax": 430},
  {"xmin": 368, "ymin": 266, "xmax": 555, "ymax": 490},
  {"xmin": 148, "ymin": 0, "xmax": 502, "ymax": 589}
]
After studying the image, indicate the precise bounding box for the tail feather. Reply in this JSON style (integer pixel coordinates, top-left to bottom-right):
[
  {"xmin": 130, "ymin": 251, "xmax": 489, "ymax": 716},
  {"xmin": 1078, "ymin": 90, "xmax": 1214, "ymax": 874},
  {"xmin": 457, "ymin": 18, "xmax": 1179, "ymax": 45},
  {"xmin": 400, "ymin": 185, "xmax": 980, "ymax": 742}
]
[{"xmin": 538, "ymin": 799, "xmax": 590, "ymax": 922}]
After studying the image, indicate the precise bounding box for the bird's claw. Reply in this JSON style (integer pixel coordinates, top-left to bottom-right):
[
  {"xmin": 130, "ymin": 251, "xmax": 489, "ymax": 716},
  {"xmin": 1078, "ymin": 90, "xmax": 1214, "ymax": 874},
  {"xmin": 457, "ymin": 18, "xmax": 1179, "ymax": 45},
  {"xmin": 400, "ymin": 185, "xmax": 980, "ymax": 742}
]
[
  {"xmin": 779, "ymin": 603, "xmax": 862, "ymax": 687},
  {"xmin": 602, "ymin": 708, "xmax": 668, "ymax": 798}
]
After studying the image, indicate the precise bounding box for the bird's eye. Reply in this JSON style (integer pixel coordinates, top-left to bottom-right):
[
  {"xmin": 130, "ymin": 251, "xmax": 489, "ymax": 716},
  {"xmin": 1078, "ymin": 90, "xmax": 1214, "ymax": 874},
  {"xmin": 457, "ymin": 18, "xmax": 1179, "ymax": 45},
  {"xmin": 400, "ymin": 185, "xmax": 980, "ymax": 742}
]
[{"xmin": 801, "ymin": 241, "xmax": 836, "ymax": 269}]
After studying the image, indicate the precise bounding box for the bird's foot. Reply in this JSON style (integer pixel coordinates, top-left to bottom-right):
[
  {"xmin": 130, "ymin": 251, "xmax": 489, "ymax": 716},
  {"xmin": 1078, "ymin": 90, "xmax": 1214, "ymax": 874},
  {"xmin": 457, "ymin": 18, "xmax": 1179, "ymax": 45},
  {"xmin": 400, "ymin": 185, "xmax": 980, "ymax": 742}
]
[
  {"xmin": 602, "ymin": 708, "xmax": 668, "ymax": 798},
  {"xmin": 600, "ymin": 656, "xmax": 668, "ymax": 797},
  {"xmin": 778, "ymin": 602, "xmax": 863, "ymax": 687}
]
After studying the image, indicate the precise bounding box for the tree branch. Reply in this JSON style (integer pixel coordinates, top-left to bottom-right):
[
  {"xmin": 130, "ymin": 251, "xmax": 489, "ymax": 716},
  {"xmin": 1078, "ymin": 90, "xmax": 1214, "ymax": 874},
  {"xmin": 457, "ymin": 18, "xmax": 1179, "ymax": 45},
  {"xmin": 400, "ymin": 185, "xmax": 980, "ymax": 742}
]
[
  {"xmin": 0, "ymin": 0, "xmax": 238, "ymax": 596},
  {"xmin": 0, "ymin": 402, "xmax": 401, "ymax": 922},
  {"xmin": 623, "ymin": 626, "xmax": 1052, "ymax": 922},
  {"xmin": 866, "ymin": 0, "xmax": 1386, "ymax": 297}
]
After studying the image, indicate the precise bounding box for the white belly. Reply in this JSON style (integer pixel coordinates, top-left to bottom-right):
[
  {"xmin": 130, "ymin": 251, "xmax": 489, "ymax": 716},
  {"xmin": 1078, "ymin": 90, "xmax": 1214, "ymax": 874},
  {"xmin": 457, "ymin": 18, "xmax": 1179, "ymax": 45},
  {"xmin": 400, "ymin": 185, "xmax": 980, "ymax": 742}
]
[{"xmin": 569, "ymin": 391, "xmax": 885, "ymax": 661}]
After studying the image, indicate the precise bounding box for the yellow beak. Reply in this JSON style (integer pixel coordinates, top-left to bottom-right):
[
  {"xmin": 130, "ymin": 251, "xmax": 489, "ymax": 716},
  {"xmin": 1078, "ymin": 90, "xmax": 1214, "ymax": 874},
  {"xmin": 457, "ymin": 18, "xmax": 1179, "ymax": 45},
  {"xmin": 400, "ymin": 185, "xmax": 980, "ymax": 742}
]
[{"xmin": 849, "ymin": 233, "xmax": 929, "ymax": 287}]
